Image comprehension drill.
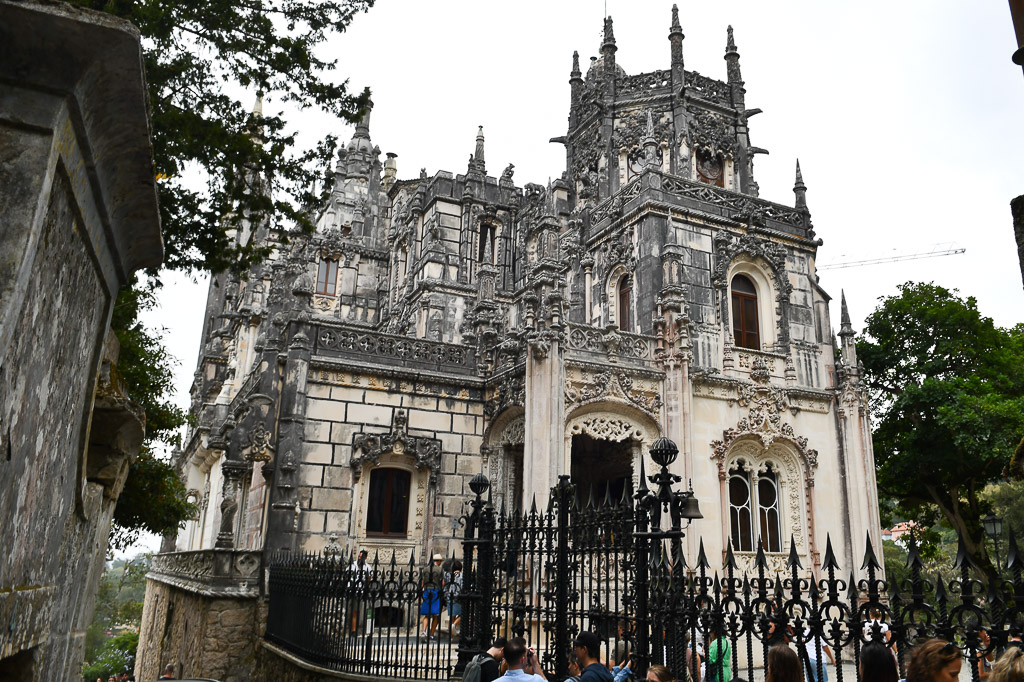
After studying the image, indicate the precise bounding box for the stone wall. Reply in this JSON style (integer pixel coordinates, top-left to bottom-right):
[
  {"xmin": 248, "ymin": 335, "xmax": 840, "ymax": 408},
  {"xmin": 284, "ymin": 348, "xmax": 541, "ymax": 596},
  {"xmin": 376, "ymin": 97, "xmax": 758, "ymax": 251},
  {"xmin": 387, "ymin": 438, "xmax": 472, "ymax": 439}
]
[
  {"xmin": 0, "ymin": 1, "xmax": 162, "ymax": 678},
  {"xmin": 136, "ymin": 580, "xmax": 262, "ymax": 682}
]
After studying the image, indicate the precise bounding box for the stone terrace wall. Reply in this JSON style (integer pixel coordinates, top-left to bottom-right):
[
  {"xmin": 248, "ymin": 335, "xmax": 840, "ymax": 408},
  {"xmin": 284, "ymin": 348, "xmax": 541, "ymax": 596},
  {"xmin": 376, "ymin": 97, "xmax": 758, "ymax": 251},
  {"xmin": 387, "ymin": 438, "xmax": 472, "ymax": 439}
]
[
  {"xmin": 136, "ymin": 580, "xmax": 262, "ymax": 682},
  {"xmin": 0, "ymin": 1, "xmax": 162, "ymax": 679}
]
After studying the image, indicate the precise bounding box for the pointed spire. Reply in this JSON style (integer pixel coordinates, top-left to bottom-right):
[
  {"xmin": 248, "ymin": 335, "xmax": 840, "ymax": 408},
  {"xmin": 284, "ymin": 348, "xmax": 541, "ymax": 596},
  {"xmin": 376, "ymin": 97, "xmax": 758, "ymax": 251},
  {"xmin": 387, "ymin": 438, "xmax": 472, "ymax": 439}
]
[
  {"xmin": 725, "ymin": 539, "xmax": 737, "ymax": 571},
  {"xmin": 839, "ymin": 291, "xmax": 854, "ymax": 338},
  {"xmin": 787, "ymin": 536, "xmax": 803, "ymax": 570},
  {"xmin": 724, "ymin": 25, "xmax": 742, "ymax": 84},
  {"xmin": 603, "ymin": 15, "xmax": 616, "ymax": 48},
  {"xmin": 861, "ymin": 533, "xmax": 881, "ymax": 572},
  {"xmin": 793, "ymin": 159, "xmax": 808, "ymax": 211},
  {"xmin": 670, "ymin": 4, "xmax": 682, "ymax": 36},
  {"xmin": 637, "ymin": 457, "xmax": 649, "ymax": 496},
  {"xmin": 470, "ymin": 126, "xmax": 486, "ymax": 175},
  {"xmin": 571, "ymin": 50, "xmax": 582, "ymax": 81},
  {"xmin": 697, "ymin": 539, "xmax": 711, "ymax": 569},
  {"xmin": 822, "ymin": 535, "xmax": 840, "ymax": 572}
]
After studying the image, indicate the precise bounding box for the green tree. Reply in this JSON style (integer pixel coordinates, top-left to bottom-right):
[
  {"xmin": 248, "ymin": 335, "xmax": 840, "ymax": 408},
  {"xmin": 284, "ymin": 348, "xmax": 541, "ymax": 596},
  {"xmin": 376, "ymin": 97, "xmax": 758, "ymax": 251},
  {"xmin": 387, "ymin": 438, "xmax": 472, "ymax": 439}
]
[
  {"xmin": 82, "ymin": 631, "xmax": 139, "ymax": 681},
  {"xmin": 83, "ymin": 556, "xmax": 150, "ymax": 677},
  {"xmin": 857, "ymin": 282, "xmax": 1024, "ymax": 580},
  {"xmin": 66, "ymin": 0, "xmax": 376, "ymax": 549}
]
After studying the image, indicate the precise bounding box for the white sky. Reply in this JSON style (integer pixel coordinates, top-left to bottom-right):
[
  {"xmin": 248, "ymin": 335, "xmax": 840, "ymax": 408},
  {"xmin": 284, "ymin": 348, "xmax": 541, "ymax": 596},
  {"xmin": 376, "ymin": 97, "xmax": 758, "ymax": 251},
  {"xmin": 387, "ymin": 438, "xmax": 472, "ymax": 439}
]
[{"xmin": 136, "ymin": 1, "xmax": 1024, "ymax": 554}]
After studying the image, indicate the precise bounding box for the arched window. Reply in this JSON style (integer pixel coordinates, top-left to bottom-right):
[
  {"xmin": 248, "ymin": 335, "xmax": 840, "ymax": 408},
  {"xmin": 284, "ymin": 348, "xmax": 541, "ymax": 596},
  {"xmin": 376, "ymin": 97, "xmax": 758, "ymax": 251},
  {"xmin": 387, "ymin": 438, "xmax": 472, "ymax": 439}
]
[
  {"xmin": 728, "ymin": 460, "xmax": 782, "ymax": 553},
  {"xmin": 316, "ymin": 257, "xmax": 339, "ymax": 296},
  {"xmin": 618, "ymin": 275, "xmax": 632, "ymax": 332},
  {"xmin": 366, "ymin": 467, "xmax": 411, "ymax": 537},
  {"xmin": 758, "ymin": 469, "xmax": 783, "ymax": 553},
  {"xmin": 731, "ymin": 274, "xmax": 760, "ymax": 350},
  {"xmin": 729, "ymin": 469, "xmax": 754, "ymax": 552}
]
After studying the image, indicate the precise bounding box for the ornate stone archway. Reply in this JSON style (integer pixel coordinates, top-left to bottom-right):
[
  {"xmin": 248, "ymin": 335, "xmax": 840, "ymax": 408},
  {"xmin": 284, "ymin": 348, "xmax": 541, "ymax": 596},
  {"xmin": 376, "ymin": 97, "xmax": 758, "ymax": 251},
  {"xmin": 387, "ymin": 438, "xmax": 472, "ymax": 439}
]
[{"xmin": 563, "ymin": 405, "xmax": 662, "ymax": 493}]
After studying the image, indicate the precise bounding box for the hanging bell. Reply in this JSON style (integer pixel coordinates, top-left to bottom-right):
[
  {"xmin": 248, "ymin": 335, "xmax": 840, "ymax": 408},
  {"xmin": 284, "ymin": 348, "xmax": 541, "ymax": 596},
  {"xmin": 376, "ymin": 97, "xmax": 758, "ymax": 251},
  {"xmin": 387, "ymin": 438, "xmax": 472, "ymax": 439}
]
[{"xmin": 680, "ymin": 492, "xmax": 703, "ymax": 521}]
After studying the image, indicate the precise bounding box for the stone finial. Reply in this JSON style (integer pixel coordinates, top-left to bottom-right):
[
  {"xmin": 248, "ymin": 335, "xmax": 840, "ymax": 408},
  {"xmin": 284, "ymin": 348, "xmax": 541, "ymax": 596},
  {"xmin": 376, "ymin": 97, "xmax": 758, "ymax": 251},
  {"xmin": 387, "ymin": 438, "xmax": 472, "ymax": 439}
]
[
  {"xmin": 670, "ymin": 4, "xmax": 683, "ymax": 35},
  {"xmin": 571, "ymin": 50, "xmax": 582, "ymax": 80},
  {"xmin": 603, "ymin": 16, "xmax": 616, "ymax": 48},
  {"xmin": 726, "ymin": 25, "xmax": 738, "ymax": 55},
  {"xmin": 354, "ymin": 98, "xmax": 373, "ymax": 138},
  {"xmin": 794, "ymin": 159, "xmax": 808, "ymax": 211}
]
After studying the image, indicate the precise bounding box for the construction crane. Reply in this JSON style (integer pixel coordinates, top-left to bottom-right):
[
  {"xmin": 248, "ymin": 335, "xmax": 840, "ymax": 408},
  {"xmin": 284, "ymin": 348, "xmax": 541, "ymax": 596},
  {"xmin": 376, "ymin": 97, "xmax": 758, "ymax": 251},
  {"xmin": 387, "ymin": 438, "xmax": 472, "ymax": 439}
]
[{"xmin": 817, "ymin": 244, "xmax": 966, "ymax": 270}]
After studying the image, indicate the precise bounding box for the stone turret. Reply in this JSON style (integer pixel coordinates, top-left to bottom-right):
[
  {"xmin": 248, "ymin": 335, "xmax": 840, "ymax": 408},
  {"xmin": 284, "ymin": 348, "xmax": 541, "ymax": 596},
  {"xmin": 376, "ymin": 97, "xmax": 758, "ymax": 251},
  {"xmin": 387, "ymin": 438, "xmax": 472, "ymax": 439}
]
[{"xmin": 669, "ymin": 4, "xmax": 684, "ymax": 87}]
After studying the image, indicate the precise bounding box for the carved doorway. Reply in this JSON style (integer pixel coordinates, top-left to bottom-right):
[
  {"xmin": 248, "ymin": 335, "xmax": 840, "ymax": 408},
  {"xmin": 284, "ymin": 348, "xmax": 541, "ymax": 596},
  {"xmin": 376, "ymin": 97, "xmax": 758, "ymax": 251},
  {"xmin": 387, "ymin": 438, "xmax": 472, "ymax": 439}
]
[
  {"xmin": 504, "ymin": 444, "xmax": 524, "ymax": 511},
  {"xmin": 570, "ymin": 433, "xmax": 634, "ymax": 507}
]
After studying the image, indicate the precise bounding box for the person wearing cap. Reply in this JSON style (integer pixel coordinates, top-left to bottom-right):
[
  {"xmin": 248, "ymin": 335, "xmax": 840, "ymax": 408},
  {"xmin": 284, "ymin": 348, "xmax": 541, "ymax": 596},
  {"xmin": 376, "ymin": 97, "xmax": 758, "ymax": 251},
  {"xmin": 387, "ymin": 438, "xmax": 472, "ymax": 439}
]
[
  {"xmin": 419, "ymin": 553, "xmax": 444, "ymax": 639},
  {"xmin": 574, "ymin": 631, "xmax": 613, "ymax": 682}
]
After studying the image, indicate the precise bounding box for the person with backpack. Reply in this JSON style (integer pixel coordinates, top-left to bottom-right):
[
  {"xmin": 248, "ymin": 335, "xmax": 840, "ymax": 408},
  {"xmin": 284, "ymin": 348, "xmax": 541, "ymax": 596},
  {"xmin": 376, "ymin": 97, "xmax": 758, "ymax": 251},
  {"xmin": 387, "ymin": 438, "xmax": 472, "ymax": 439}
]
[
  {"xmin": 464, "ymin": 637, "xmax": 508, "ymax": 682},
  {"xmin": 494, "ymin": 637, "xmax": 547, "ymax": 682}
]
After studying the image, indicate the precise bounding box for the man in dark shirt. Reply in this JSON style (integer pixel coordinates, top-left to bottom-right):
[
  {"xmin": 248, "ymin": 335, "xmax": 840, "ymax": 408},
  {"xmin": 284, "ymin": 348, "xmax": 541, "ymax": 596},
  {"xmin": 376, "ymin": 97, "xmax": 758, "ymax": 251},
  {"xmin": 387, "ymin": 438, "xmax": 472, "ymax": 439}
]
[
  {"xmin": 574, "ymin": 631, "xmax": 613, "ymax": 682},
  {"xmin": 480, "ymin": 637, "xmax": 507, "ymax": 682}
]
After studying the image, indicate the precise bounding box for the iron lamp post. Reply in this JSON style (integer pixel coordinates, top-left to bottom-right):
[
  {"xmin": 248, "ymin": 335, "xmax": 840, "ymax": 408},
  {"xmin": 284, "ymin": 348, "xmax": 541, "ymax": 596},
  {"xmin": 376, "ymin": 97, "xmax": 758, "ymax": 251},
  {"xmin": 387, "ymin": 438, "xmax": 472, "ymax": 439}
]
[{"xmin": 983, "ymin": 512, "xmax": 1004, "ymax": 570}]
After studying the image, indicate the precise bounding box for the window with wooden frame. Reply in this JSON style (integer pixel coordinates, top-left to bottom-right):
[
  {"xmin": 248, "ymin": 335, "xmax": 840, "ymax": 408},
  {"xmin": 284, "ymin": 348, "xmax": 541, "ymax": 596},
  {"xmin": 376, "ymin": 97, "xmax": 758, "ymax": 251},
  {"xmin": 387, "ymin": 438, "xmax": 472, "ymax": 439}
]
[
  {"xmin": 618, "ymin": 275, "xmax": 632, "ymax": 332},
  {"xmin": 365, "ymin": 468, "xmax": 411, "ymax": 537},
  {"xmin": 316, "ymin": 257, "xmax": 339, "ymax": 296},
  {"xmin": 731, "ymin": 274, "xmax": 760, "ymax": 350}
]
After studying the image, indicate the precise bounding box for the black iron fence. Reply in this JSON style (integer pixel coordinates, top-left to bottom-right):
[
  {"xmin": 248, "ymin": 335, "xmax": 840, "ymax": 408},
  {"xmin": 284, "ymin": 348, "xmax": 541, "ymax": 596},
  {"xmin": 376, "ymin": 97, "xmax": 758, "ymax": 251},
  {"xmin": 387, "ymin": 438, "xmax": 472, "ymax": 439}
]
[
  {"xmin": 267, "ymin": 439, "xmax": 1024, "ymax": 682},
  {"xmin": 265, "ymin": 549, "xmax": 460, "ymax": 679}
]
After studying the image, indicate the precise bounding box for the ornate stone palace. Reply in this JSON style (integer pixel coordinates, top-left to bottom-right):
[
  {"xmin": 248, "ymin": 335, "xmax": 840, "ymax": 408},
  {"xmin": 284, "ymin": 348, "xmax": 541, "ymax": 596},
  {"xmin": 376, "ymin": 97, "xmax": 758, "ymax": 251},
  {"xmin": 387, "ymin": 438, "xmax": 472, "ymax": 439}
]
[{"xmin": 139, "ymin": 9, "xmax": 880, "ymax": 678}]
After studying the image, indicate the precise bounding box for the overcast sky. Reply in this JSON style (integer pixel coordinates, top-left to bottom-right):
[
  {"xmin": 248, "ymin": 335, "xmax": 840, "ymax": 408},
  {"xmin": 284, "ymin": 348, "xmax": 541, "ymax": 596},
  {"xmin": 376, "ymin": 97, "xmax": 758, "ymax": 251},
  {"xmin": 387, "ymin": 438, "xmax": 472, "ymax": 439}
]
[{"xmin": 138, "ymin": 1, "xmax": 1024, "ymax": 553}]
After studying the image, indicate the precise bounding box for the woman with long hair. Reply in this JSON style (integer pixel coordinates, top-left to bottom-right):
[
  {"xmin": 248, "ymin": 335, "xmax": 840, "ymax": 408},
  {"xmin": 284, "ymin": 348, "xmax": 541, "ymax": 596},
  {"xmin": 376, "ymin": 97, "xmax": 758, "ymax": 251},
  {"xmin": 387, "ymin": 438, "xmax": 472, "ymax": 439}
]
[
  {"xmin": 859, "ymin": 641, "xmax": 899, "ymax": 682},
  {"xmin": 990, "ymin": 646, "xmax": 1024, "ymax": 682},
  {"xmin": 905, "ymin": 639, "xmax": 961, "ymax": 682},
  {"xmin": 765, "ymin": 644, "xmax": 802, "ymax": 682}
]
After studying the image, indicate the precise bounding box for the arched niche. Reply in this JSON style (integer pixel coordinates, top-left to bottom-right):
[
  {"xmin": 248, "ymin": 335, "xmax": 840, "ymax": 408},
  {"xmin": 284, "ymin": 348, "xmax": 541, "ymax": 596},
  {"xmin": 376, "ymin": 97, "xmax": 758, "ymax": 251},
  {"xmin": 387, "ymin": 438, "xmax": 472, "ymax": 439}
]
[{"xmin": 563, "ymin": 403, "xmax": 662, "ymax": 501}]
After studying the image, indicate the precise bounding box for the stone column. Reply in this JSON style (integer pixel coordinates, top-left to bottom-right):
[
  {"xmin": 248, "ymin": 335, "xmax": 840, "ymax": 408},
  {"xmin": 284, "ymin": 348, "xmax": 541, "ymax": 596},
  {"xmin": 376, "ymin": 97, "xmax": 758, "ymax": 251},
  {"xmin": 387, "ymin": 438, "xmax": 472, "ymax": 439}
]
[{"xmin": 263, "ymin": 327, "xmax": 311, "ymax": 553}]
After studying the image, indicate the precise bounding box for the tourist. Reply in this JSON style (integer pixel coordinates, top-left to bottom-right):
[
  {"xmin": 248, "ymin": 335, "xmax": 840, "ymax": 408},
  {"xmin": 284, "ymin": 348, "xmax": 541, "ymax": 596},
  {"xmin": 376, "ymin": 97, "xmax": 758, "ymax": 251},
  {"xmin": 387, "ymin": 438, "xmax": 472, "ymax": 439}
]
[
  {"xmin": 493, "ymin": 637, "xmax": 546, "ymax": 682},
  {"xmin": 705, "ymin": 624, "xmax": 731, "ymax": 682},
  {"xmin": 979, "ymin": 628, "xmax": 996, "ymax": 680},
  {"xmin": 905, "ymin": 639, "xmax": 961, "ymax": 682},
  {"xmin": 859, "ymin": 641, "xmax": 899, "ymax": 682},
  {"xmin": 990, "ymin": 646, "xmax": 1024, "ymax": 682},
  {"xmin": 157, "ymin": 663, "xmax": 175, "ymax": 679},
  {"xmin": 645, "ymin": 663, "xmax": 675, "ymax": 682},
  {"xmin": 419, "ymin": 554, "xmax": 444, "ymax": 640},
  {"xmin": 801, "ymin": 626, "xmax": 835, "ymax": 682},
  {"xmin": 348, "ymin": 549, "xmax": 369, "ymax": 636},
  {"xmin": 443, "ymin": 559, "xmax": 463, "ymax": 637},
  {"xmin": 765, "ymin": 644, "xmax": 802, "ymax": 682},
  {"xmin": 567, "ymin": 651, "xmax": 583, "ymax": 682},
  {"xmin": 610, "ymin": 653, "xmax": 634, "ymax": 682},
  {"xmin": 473, "ymin": 637, "xmax": 507, "ymax": 682},
  {"xmin": 574, "ymin": 631, "xmax": 613, "ymax": 682}
]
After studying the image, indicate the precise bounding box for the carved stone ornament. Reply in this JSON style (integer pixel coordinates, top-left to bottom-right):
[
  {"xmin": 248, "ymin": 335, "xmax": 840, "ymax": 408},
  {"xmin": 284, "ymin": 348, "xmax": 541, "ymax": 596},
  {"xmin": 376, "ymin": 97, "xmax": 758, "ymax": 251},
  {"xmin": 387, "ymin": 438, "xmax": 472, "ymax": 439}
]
[
  {"xmin": 485, "ymin": 372, "xmax": 526, "ymax": 417},
  {"xmin": 709, "ymin": 366, "xmax": 818, "ymax": 483},
  {"xmin": 712, "ymin": 232, "xmax": 791, "ymax": 296},
  {"xmin": 689, "ymin": 108, "xmax": 736, "ymax": 159},
  {"xmin": 499, "ymin": 417, "xmax": 526, "ymax": 446},
  {"xmin": 242, "ymin": 420, "xmax": 274, "ymax": 463},
  {"xmin": 351, "ymin": 409, "xmax": 442, "ymax": 483},
  {"xmin": 569, "ymin": 416, "xmax": 644, "ymax": 443},
  {"xmin": 565, "ymin": 368, "xmax": 663, "ymax": 417}
]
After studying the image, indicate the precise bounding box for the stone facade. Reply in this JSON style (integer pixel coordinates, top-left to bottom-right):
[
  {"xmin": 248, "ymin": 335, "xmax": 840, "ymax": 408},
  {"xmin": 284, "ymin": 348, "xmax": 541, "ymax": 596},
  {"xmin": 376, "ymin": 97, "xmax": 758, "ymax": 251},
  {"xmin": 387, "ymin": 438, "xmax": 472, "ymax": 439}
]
[
  {"xmin": 140, "ymin": 9, "xmax": 881, "ymax": 679},
  {"xmin": 0, "ymin": 1, "xmax": 162, "ymax": 679}
]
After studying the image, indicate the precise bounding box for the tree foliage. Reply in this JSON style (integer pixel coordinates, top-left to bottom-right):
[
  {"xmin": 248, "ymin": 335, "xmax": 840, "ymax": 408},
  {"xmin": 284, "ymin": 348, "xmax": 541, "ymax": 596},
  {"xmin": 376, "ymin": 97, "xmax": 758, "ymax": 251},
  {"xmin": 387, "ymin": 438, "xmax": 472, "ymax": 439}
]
[
  {"xmin": 858, "ymin": 282, "xmax": 1024, "ymax": 579},
  {"xmin": 83, "ymin": 557, "xmax": 149, "ymax": 679},
  {"xmin": 70, "ymin": 0, "xmax": 373, "ymax": 273},
  {"xmin": 66, "ymin": 0, "xmax": 376, "ymax": 549}
]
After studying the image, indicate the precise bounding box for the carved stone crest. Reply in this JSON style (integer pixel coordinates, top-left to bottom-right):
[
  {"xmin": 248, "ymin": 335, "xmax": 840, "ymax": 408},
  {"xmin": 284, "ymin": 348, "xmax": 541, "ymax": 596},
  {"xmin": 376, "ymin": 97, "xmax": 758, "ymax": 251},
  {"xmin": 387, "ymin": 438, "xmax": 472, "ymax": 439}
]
[{"xmin": 351, "ymin": 409, "xmax": 442, "ymax": 483}]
